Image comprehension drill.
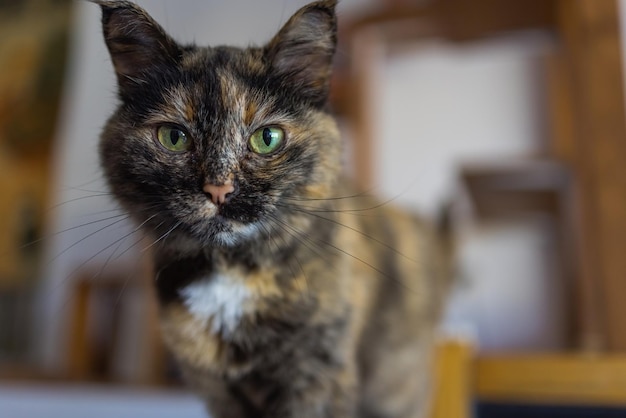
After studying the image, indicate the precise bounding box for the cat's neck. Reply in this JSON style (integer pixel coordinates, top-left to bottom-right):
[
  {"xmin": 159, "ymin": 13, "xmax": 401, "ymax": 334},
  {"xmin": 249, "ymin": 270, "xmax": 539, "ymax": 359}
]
[{"xmin": 152, "ymin": 209, "xmax": 338, "ymax": 306}]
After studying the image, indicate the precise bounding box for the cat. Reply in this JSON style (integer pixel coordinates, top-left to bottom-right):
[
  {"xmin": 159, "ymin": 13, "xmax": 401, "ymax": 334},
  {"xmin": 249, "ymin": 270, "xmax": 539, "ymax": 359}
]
[{"xmin": 94, "ymin": 1, "xmax": 450, "ymax": 417}]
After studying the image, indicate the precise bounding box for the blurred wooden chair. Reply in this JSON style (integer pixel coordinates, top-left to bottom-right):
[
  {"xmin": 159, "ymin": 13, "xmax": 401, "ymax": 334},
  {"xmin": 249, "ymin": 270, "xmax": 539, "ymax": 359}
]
[
  {"xmin": 431, "ymin": 339, "xmax": 474, "ymax": 418},
  {"xmin": 66, "ymin": 261, "xmax": 169, "ymax": 386}
]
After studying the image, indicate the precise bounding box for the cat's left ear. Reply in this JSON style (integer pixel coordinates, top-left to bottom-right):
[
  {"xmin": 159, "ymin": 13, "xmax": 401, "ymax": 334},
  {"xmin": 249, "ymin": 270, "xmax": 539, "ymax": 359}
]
[
  {"xmin": 266, "ymin": 0, "xmax": 338, "ymax": 106},
  {"xmin": 93, "ymin": 1, "xmax": 181, "ymax": 92}
]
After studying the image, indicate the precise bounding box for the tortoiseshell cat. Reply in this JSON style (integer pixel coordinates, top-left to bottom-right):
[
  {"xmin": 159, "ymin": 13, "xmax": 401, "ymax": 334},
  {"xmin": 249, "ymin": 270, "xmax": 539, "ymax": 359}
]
[{"xmin": 94, "ymin": 1, "xmax": 449, "ymax": 417}]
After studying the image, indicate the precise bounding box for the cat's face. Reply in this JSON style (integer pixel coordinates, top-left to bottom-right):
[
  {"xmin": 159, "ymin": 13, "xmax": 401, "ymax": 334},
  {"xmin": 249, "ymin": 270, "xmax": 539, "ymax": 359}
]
[{"xmin": 97, "ymin": 1, "xmax": 341, "ymax": 248}]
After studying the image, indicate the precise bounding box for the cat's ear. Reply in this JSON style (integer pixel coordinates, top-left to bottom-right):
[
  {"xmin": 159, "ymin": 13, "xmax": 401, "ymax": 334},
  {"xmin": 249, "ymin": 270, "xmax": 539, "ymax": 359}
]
[
  {"xmin": 266, "ymin": 0, "xmax": 338, "ymax": 106},
  {"xmin": 94, "ymin": 1, "xmax": 181, "ymax": 90}
]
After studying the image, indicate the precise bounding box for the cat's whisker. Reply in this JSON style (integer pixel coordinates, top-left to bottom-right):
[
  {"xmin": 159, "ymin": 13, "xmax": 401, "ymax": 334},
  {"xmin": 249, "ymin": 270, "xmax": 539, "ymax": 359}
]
[
  {"xmin": 58, "ymin": 186, "xmax": 111, "ymax": 195},
  {"xmin": 278, "ymin": 199, "xmax": 390, "ymax": 215},
  {"xmin": 90, "ymin": 232, "xmax": 131, "ymax": 282},
  {"xmin": 112, "ymin": 245, "xmax": 153, "ymax": 311},
  {"xmin": 47, "ymin": 215, "xmax": 132, "ymax": 265},
  {"xmin": 50, "ymin": 221, "xmax": 146, "ymax": 298},
  {"xmin": 270, "ymin": 214, "xmax": 419, "ymax": 295},
  {"xmin": 89, "ymin": 214, "xmax": 159, "ymax": 281},
  {"xmin": 53, "ymin": 235, "xmax": 146, "ymax": 330},
  {"xmin": 265, "ymin": 215, "xmax": 331, "ymax": 277},
  {"xmin": 141, "ymin": 220, "xmax": 182, "ymax": 253},
  {"xmin": 49, "ymin": 231, "xmax": 144, "ymax": 308},
  {"xmin": 111, "ymin": 230, "xmax": 150, "ymax": 263},
  {"xmin": 12, "ymin": 208, "xmax": 164, "ymax": 320},
  {"xmin": 74, "ymin": 207, "xmax": 126, "ymax": 219},
  {"xmin": 280, "ymin": 175, "xmax": 421, "ymax": 215},
  {"xmin": 59, "ymin": 174, "xmax": 106, "ymax": 191},
  {"xmin": 42, "ymin": 212, "xmax": 160, "ymax": 295},
  {"xmin": 45, "ymin": 193, "xmax": 114, "ymax": 212},
  {"xmin": 2, "ymin": 212, "xmax": 132, "ymax": 279},
  {"xmin": 283, "ymin": 243, "xmax": 311, "ymax": 297},
  {"xmin": 266, "ymin": 214, "xmax": 354, "ymax": 287},
  {"xmin": 14, "ymin": 212, "xmax": 132, "ymax": 256},
  {"xmin": 279, "ymin": 189, "xmax": 372, "ymax": 203},
  {"xmin": 79, "ymin": 229, "xmax": 142, "ymax": 277},
  {"xmin": 112, "ymin": 270, "xmax": 132, "ymax": 310},
  {"xmin": 259, "ymin": 219, "xmax": 311, "ymax": 297},
  {"xmin": 266, "ymin": 214, "xmax": 327, "ymax": 261},
  {"xmin": 57, "ymin": 200, "xmax": 164, "ymax": 220},
  {"xmin": 277, "ymin": 203, "xmax": 422, "ymax": 265}
]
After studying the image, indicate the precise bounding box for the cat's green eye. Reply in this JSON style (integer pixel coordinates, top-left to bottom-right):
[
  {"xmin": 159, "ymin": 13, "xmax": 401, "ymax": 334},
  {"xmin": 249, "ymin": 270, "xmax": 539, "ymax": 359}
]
[
  {"xmin": 249, "ymin": 126, "xmax": 285, "ymax": 155},
  {"xmin": 157, "ymin": 125, "xmax": 192, "ymax": 152}
]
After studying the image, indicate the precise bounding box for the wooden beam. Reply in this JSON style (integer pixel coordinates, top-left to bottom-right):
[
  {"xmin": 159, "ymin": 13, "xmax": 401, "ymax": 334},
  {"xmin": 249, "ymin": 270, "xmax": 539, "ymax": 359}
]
[
  {"xmin": 475, "ymin": 354, "xmax": 626, "ymax": 406},
  {"xmin": 552, "ymin": 0, "xmax": 626, "ymax": 351},
  {"xmin": 67, "ymin": 280, "xmax": 92, "ymax": 380},
  {"xmin": 345, "ymin": 0, "xmax": 557, "ymax": 43},
  {"xmin": 431, "ymin": 340, "xmax": 474, "ymax": 418},
  {"xmin": 344, "ymin": 28, "xmax": 385, "ymax": 190}
]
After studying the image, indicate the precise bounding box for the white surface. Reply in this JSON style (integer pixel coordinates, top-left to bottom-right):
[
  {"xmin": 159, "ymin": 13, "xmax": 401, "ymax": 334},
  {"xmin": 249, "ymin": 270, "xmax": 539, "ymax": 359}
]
[{"xmin": 0, "ymin": 383, "xmax": 207, "ymax": 418}]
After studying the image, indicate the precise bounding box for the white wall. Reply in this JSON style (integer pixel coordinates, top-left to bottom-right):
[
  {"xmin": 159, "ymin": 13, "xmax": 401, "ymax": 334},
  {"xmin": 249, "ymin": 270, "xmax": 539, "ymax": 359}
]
[
  {"xmin": 376, "ymin": 37, "xmax": 550, "ymax": 215},
  {"xmin": 371, "ymin": 35, "xmax": 567, "ymax": 351}
]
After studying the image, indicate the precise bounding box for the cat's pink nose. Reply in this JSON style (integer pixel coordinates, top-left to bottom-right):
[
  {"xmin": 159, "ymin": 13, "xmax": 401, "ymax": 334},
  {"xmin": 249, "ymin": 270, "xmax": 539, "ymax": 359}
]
[{"xmin": 203, "ymin": 182, "xmax": 235, "ymax": 206}]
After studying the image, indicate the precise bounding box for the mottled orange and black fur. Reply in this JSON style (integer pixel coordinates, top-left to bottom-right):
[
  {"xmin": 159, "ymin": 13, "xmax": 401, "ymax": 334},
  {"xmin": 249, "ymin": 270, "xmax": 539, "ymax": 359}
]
[{"xmin": 95, "ymin": 1, "xmax": 449, "ymax": 417}]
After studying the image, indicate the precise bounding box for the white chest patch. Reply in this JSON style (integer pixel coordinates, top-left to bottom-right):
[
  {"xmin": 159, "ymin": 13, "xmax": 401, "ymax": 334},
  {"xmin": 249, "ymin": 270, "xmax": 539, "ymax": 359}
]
[{"xmin": 179, "ymin": 273, "xmax": 253, "ymax": 336}]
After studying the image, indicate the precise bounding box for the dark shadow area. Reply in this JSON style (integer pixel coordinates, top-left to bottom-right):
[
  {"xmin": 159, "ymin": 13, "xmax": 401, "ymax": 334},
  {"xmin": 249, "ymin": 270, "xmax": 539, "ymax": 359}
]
[{"xmin": 477, "ymin": 402, "xmax": 626, "ymax": 418}]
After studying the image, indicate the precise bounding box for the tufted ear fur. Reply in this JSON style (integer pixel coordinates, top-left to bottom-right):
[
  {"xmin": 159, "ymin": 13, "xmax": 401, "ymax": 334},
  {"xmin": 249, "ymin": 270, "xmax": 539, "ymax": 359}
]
[
  {"xmin": 265, "ymin": 0, "xmax": 338, "ymax": 107},
  {"xmin": 93, "ymin": 1, "xmax": 181, "ymax": 91}
]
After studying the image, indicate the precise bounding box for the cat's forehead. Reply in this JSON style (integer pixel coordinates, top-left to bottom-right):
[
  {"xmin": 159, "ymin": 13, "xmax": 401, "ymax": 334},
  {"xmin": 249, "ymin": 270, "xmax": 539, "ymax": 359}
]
[
  {"xmin": 150, "ymin": 46, "xmax": 287, "ymax": 128},
  {"xmin": 181, "ymin": 46, "xmax": 266, "ymax": 82}
]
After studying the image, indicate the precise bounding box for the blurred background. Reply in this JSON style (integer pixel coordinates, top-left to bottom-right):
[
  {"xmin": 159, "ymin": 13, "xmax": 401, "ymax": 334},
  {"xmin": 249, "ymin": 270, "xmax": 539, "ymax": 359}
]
[{"xmin": 1, "ymin": 0, "xmax": 626, "ymax": 417}]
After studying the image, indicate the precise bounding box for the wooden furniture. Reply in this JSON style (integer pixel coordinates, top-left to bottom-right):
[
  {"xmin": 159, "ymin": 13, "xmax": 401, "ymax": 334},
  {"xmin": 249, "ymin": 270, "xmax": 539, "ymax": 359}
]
[
  {"xmin": 66, "ymin": 262, "xmax": 167, "ymax": 386},
  {"xmin": 0, "ymin": 0, "xmax": 72, "ymax": 373},
  {"xmin": 0, "ymin": 0, "xmax": 71, "ymax": 283},
  {"xmin": 475, "ymin": 353, "xmax": 626, "ymax": 406},
  {"xmin": 461, "ymin": 160, "xmax": 579, "ymax": 344},
  {"xmin": 431, "ymin": 340, "xmax": 474, "ymax": 418},
  {"xmin": 334, "ymin": 0, "xmax": 626, "ymax": 410}
]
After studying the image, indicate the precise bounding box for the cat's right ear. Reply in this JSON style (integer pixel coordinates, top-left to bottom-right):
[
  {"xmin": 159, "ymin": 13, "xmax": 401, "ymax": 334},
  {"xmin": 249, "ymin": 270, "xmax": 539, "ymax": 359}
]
[
  {"xmin": 92, "ymin": 1, "xmax": 181, "ymax": 91},
  {"xmin": 266, "ymin": 0, "xmax": 338, "ymax": 107}
]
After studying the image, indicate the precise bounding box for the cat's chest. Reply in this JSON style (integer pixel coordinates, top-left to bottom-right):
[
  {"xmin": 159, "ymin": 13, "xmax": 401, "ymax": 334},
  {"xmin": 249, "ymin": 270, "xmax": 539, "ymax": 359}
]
[{"xmin": 179, "ymin": 272, "xmax": 256, "ymax": 336}]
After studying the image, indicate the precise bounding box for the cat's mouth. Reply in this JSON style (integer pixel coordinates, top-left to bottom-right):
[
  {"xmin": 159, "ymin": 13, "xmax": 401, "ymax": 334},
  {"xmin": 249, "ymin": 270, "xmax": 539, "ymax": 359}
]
[
  {"xmin": 172, "ymin": 197, "xmax": 265, "ymax": 247},
  {"xmin": 210, "ymin": 214, "xmax": 237, "ymax": 233},
  {"xmin": 206, "ymin": 217, "xmax": 259, "ymax": 247},
  {"xmin": 194, "ymin": 206, "xmax": 260, "ymax": 247}
]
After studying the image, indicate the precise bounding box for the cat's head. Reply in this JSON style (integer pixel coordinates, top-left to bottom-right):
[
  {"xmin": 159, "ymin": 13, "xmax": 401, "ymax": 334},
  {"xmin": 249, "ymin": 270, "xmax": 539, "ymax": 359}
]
[{"xmin": 96, "ymin": 1, "xmax": 341, "ymax": 249}]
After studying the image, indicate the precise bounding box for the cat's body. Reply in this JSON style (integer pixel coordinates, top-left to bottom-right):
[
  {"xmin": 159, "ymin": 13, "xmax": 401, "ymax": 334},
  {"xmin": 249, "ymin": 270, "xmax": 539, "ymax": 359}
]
[
  {"xmin": 95, "ymin": 1, "xmax": 448, "ymax": 417},
  {"xmin": 157, "ymin": 191, "xmax": 445, "ymax": 418}
]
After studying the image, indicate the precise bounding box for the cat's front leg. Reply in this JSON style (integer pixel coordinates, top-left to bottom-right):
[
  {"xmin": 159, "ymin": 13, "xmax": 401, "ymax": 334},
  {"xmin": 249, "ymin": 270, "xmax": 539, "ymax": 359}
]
[
  {"xmin": 262, "ymin": 365, "xmax": 358, "ymax": 418},
  {"xmin": 204, "ymin": 392, "xmax": 253, "ymax": 418},
  {"xmin": 263, "ymin": 391, "xmax": 357, "ymax": 418},
  {"xmin": 183, "ymin": 370, "xmax": 257, "ymax": 418}
]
